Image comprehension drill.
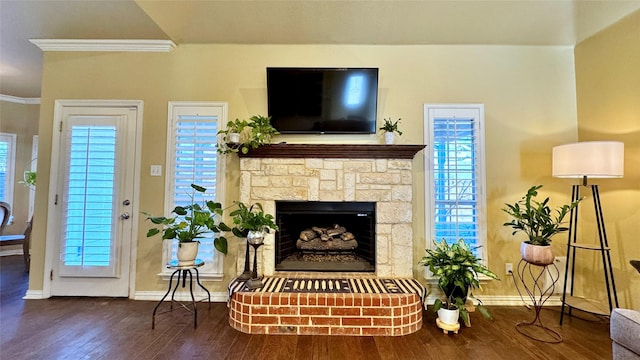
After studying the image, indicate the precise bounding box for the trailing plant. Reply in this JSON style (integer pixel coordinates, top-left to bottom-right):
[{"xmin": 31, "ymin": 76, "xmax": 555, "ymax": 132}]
[
  {"xmin": 229, "ymin": 201, "xmax": 278, "ymax": 238},
  {"xmin": 419, "ymin": 238, "xmax": 499, "ymax": 326},
  {"xmin": 379, "ymin": 117, "xmax": 403, "ymax": 135},
  {"xmin": 143, "ymin": 184, "xmax": 231, "ymax": 254},
  {"xmin": 502, "ymin": 185, "xmax": 582, "ymax": 246},
  {"xmin": 217, "ymin": 115, "xmax": 279, "ymax": 155},
  {"xmin": 217, "ymin": 118, "xmax": 249, "ymax": 141}
]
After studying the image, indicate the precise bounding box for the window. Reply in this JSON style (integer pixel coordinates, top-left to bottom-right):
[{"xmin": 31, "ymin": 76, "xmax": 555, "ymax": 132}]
[
  {"xmin": 164, "ymin": 102, "xmax": 227, "ymax": 279},
  {"xmin": 0, "ymin": 133, "xmax": 17, "ymax": 207},
  {"xmin": 28, "ymin": 135, "xmax": 38, "ymax": 219},
  {"xmin": 424, "ymin": 104, "xmax": 487, "ymax": 260}
]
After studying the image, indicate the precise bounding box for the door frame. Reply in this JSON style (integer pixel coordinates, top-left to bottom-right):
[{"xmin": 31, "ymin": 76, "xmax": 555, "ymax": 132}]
[{"xmin": 42, "ymin": 99, "xmax": 143, "ymax": 298}]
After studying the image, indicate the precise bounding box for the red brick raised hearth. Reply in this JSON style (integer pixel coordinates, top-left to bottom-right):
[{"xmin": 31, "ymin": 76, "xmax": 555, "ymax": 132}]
[{"xmin": 228, "ymin": 277, "xmax": 425, "ymax": 336}]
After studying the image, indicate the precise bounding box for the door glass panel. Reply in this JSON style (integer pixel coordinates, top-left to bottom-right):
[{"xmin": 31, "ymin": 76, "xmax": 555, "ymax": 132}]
[{"xmin": 59, "ymin": 123, "xmax": 118, "ymax": 277}]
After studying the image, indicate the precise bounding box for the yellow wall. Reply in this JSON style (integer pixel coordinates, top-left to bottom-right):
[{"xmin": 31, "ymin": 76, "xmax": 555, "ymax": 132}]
[
  {"xmin": 30, "ymin": 44, "xmax": 580, "ymax": 298},
  {"xmin": 575, "ymin": 10, "xmax": 640, "ymax": 310},
  {"xmin": 0, "ymin": 100, "xmax": 39, "ymax": 235}
]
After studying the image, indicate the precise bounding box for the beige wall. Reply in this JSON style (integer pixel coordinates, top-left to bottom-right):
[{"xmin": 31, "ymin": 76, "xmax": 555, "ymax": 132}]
[
  {"xmin": 30, "ymin": 44, "xmax": 580, "ymax": 298},
  {"xmin": 0, "ymin": 100, "xmax": 39, "ymax": 236},
  {"xmin": 575, "ymin": 10, "xmax": 640, "ymax": 310}
]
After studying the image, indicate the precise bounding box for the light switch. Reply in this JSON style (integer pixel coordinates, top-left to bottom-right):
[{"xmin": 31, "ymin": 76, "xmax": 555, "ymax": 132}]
[{"xmin": 150, "ymin": 165, "xmax": 162, "ymax": 177}]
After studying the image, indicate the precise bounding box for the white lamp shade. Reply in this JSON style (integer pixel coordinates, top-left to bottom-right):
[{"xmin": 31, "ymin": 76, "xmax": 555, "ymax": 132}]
[{"xmin": 552, "ymin": 141, "xmax": 624, "ymax": 178}]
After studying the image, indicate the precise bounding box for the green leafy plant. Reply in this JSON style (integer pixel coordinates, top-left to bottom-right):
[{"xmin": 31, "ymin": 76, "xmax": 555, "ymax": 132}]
[
  {"xmin": 218, "ymin": 118, "xmax": 249, "ymax": 140},
  {"xmin": 143, "ymin": 184, "xmax": 231, "ymax": 254},
  {"xmin": 217, "ymin": 115, "xmax": 279, "ymax": 155},
  {"xmin": 229, "ymin": 201, "xmax": 278, "ymax": 238},
  {"xmin": 379, "ymin": 117, "xmax": 403, "ymax": 135},
  {"xmin": 502, "ymin": 185, "xmax": 582, "ymax": 246},
  {"xmin": 20, "ymin": 171, "xmax": 37, "ymax": 188},
  {"xmin": 419, "ymin": 238, "xmax": 499, "ymax": 326}
]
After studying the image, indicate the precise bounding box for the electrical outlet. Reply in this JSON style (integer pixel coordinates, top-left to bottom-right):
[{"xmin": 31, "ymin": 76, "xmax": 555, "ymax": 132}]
[{"xmin": 505, "ymin": 263, "xmax": 513, "ymax": 276}]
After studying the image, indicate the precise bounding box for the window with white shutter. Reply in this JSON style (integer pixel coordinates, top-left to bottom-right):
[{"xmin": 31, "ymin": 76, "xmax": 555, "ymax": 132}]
[
  {"xmin": 164, "ymin": 102, "xmax": 227, "ymax": 279},
  {"xmin": 424, "ymin": 104, "xmax": 487, "ymax": 259},
  {"xmin": 0, "ymin": 133, "xmax": 17, "ymax": 208}
]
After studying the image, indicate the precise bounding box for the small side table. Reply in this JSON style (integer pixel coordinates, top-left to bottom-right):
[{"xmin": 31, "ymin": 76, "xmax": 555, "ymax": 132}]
[
  {"xmin": 152, "ymin": 259, "xmax": 211, "ymax": 329},
  {"xmin": 513, "ymin": 258, "xmax": 562, "ymax": 343}
]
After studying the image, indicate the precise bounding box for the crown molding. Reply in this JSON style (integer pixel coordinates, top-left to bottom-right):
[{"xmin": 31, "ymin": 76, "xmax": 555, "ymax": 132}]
[
  {"xmin": 29, "ymin": 39, "xmax": 176, "ymax": 52},
  {"xmin": 0, "ymin": 94, "xmax": 41, "ymax": 105}
]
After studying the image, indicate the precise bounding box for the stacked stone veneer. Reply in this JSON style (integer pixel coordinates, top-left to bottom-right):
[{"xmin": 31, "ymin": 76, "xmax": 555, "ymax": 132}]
[{"xmin": 238, "ymin": 157, "xmax": 415, "ymax": 278}]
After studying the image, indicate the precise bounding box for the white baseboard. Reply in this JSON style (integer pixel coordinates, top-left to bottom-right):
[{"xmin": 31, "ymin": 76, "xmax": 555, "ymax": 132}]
[
  {"xmin": 133, "ymin": 290, "xmax": 229, "ymax": 302},
  {"xmin": 426, "ymin": 294, "xmax": 563, "ymax": 307},
  {"xmin": 23, "ymin": 290, "xmax": 45, "ymax": 299},
  {"xmin": 0, "ymin": 249, "xmax": 23, "ymax": 256}
]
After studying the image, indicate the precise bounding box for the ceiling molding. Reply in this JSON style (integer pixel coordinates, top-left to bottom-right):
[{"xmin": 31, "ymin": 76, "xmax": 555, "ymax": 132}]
[
  {"xmin": 0, "ymin": 94, "xmax": 41, "ymax": 105},
  {"xmin": 28, "ymin": 39, "xmax": 176, "ymax": 52}
]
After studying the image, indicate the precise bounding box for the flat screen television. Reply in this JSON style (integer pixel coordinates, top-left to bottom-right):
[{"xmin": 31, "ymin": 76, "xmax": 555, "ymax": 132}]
[{"xmin": 267, "ymin": 67, "xmax": 379, "ymax": 134}]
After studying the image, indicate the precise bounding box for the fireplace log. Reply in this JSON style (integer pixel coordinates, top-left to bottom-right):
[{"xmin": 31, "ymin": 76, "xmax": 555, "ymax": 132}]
[
  {"xmin": 300, "ymin": 230, "xmax": 317, "ymax": 241},
  {"xmin": 326, "ymin": 226, "xmax": 346, "ymax": 237},
  {"xmin": 296, "ymin": 238, "xmax": 358, "ymax": 251},
  {"xmin": 341, "ymin": 232, "xmax": 354, "ymax": 241}
]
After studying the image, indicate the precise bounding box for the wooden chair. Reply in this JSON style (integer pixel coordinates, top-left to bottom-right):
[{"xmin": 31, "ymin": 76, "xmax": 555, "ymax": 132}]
[
  {"xmin": 0, "ymin": 201, "xmax": 10, "ymax": 235},
  {"xmin": 0, "ymin": 203, "xmax": 29, "ymax": 271}
]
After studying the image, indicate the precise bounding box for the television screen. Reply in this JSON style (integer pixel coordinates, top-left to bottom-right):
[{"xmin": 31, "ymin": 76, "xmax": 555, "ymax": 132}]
[{"xmin": 267, "ymin": 67, "xmax": 379, "ymax": 134}]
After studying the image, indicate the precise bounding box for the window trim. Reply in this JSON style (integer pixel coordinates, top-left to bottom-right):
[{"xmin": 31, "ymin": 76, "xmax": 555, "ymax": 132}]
[
  {"xmin": 423, "ymin": 104, "xmax": 489, "ymax": 276},
  {"xmin": 161, "ymin": 101, "xmax": 228, "ymax": 280},
  {"xmin": 0, "ymin": 132, "xmax": 17, "ymax": 208}
]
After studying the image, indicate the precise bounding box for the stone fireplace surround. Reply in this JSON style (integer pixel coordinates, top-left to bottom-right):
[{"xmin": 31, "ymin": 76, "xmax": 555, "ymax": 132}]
[
  {"xmin": 231, "ymin": 144, "xmax": 426, "ymax": 335},
  {"xmin": 237, "ymin": 144, "xmax": 425, "ymax": 278}
]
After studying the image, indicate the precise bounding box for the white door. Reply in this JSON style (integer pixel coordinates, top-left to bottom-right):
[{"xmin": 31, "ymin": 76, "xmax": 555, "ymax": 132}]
[{"xmin": 48, "ymin": 102, "xmax": 141, "ymax": 297}]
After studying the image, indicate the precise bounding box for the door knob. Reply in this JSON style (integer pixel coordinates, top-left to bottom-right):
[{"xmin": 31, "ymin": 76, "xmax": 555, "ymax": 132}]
[{"xmin": 120, "ymin": 212, "xmax": 130, "ymax": 220}]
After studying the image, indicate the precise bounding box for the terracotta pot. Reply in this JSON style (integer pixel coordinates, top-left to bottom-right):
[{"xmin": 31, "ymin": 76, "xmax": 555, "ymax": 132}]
[
  {"xmin": 520, "ymin": 242, "xmax": 554, "ymax": 266},
  {"xmin": 177, "ymin": 241, "xmax": 199, "ymax": 266},
  {"xmin": 437, "ymin": 308, "xmax": 460, "ymax": 325}
]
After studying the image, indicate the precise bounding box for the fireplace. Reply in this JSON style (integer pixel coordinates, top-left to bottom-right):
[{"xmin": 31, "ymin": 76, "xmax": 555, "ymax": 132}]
[
  {"xmin": 237, "ymin": 144, "xmax": 425, "ymax": 278},
  {"xmin": 275, "ymin": 201, "xmax": 376, "ymax": 272}
]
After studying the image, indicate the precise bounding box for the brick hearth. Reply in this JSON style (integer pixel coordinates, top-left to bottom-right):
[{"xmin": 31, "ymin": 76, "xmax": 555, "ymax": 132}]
[{"xmin": 228, "ymin": 276, "xmax": 424, "ymax": 336}]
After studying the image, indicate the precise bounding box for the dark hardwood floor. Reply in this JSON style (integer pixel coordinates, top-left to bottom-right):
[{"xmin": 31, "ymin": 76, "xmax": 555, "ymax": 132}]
[{"xmin": 0, "ymin": 255, "xmax": 612, "ymax": 359}]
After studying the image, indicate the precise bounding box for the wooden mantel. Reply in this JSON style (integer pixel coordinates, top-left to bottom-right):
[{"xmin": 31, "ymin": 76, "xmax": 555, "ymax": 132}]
[{"xmin": 237, "ymin": 143, "xmax": 426, "ymax": 159}]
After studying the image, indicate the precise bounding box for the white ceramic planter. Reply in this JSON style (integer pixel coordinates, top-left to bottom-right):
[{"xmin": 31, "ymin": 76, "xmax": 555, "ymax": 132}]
[
  {"xmin": 437, "ymin": 308, "xmax": 460, "ymax": 325},
  {"xmin": 520, "ymin": 242, "xmax": 554, "ymax": 266},
  {"xmin": 384, "ymin": 132, "xmax": 396, "ymax": 144},
  {"xmin": 228, "ymin": 132, "xmax": 241, "ymax": 143},
  {"xmin": 177, "ymin": 241, "xmax": 199, "ymax": 266}
]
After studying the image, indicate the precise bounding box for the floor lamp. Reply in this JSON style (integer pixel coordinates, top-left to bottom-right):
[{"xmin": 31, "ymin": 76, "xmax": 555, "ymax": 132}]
[{"xmin": 552, "ymin": 141, "xmax": 624, "ymax": 324}]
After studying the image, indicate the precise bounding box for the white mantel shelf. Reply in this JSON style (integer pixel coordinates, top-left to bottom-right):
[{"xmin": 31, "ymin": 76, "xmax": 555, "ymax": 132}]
[{"xmin": 237, "ymin": 143, "xmax": 426, "ymax": 159}]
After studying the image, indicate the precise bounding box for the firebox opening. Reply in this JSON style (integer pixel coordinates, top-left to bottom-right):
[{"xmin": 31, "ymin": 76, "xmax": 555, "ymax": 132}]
[{"xmin": 275, "ymin": 201, "xmax": 376, "ymax": 272}]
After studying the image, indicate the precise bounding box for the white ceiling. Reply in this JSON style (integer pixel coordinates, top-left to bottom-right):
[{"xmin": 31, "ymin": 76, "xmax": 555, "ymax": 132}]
[{"xmin": 1, "ymin": 0, "xmax": 639, "ymax": 99}]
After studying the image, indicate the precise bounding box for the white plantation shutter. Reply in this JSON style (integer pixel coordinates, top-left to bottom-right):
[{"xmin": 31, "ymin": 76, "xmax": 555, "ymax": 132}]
[
  {"xmin": 164, "ymin": 103, "xmax": 227, "ymax": 278},
  {"xmin": 425, "ymin": 105, "xmax": 487, "ymax": 259},
  {"xmin": 0, "ymin": 133, "xmax": 17, "ymax": 206},
  {"xmin": 58, "ymin": 120, "xmax": 121, "ymax": 278}
]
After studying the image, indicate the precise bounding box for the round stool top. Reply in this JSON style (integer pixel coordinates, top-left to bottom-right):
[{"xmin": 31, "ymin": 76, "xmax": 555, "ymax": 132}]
[{"xmin": 167, "ymin": 258, "xmax": 205, "ymax": 269}]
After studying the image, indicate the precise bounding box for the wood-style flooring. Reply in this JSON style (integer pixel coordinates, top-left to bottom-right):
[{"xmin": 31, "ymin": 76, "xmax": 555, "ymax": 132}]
[{"xmin": 0, "ymin": 255, "xmax": 612, "ymax": 359}]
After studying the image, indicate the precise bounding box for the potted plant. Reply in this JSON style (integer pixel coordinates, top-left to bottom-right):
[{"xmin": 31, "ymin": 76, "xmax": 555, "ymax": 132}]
[
  {"xmin": 19, "ymin": 170, "xmax": 36, "ymax": 189},
  {"xmin": 217, "ymin": 115, "xmax": 279, "ymax": 155},
  {"xmin": 218, "ymin": 118, "xmax": 249, "ymax": 144},
  {"xmin": 379, "ymin": 117, "xmax": 402, "ymax": 144},
  {"xmin": 143, "ymin": 184, "xmax": 231, "ymax": 265},
  {"xmin": 229, "ymin": 201, "xmax": 279, "ymax": 280},
  {"xmin": 502, "ymin": 184, "xmax": 582, "ymax": 265},
  {"xmin": 419, "ymin": 238, "xmax": 499, "ymax": 327},
  {"xmin": 229, "ymin": 201, "xmax": 279, "ymax": 237}
]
